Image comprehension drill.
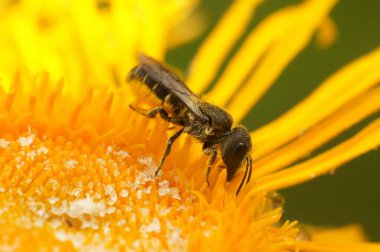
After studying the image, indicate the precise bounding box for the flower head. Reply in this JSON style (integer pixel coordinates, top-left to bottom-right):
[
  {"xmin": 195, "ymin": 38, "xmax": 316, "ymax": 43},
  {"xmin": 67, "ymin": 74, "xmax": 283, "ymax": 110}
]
[{"xmin": 0, "ymin": 0, "xmax": 379, "ymax": 251}]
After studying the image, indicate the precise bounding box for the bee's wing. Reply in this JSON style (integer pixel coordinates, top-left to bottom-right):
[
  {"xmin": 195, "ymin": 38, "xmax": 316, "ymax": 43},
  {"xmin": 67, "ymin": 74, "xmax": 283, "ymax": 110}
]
[{"xmin": 138, "ymin": 54, "xmax": 208, "ymax": 123}]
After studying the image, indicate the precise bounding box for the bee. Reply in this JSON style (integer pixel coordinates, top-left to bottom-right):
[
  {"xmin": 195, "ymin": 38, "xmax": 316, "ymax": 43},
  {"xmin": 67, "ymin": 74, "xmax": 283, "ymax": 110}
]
[{"xmin": 127, "ymin": 54, "xmax": 252, "ymax": 195}]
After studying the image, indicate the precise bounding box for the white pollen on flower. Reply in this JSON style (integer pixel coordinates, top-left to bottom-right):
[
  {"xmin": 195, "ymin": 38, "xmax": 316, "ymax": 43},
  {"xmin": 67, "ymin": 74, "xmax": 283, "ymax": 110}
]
[
  {"xmin": 120, "ymin": 189, "xmax": 129, "ymax": 198},
  {"xmin": 139, "ymin": 217, "xmax": 161, "ymax": 234},
  {"xmin": 140, "ymin": 207, "xmax": 150, "ymax": 217},
  {"xmin": 103, "ymin": 226, "xmax": 111, "ymax": 235},
  {"xmin": 104, "ymin": 185, "xmax": 117, "ymax": 205},
  {"xmin": 65, "ymin": 159, "xmax": 78, "ymax": 169},
  {"xmin": 113, "ymin": 149, "xmax": 129, "ymax": 159},
  {"xmin": 27, "ymin": 200, "xmax": 48, "ymax": 218},
  {"xmin": 71, "ymin": 188, "xmax": 82, "ymax": 197},
  {"xmin": 116, "ymin": 219, "xmax": 126, "ymax": 227},
  {"xmin": 106, "ymin": 206, "xmax": 116, "ymax": 214},
  {"xmin": 166, "ymin": 221, "xmax": 187, "ymax": 250},
  {"xmin": 113, "ymin": 170, "xmax": 121, "ymax": 177},
  {"xmin": 34, "ymin": 187, "xmax": 41, "ymax": 195},
  {"xmin": 132, "ymin": 240, "xmax": 141, "ymax": 249},
  {"xmin": 16, "ymin": 161, "xmax": 25, "ymax": 169},
  {"xmin": 49, "ymin": 218, "xmax": 62, "ymax": 229},
  {"xmin": 33, "ymin": 217, "xmax": 45, "ymax": 227},
  {"xmin": 136, "ymin": 189, "xmax": 143, "ymax": 199},
  {"xmin": 48, "ymin": 196, "xmax": 60, "ymax": 204},
  {"xmin": 81, "ymin": 218, "xmax": 100, "ymax": 230},
  {"xmin": 155, "ymin": 204, "xmax": 171, "ymax": 216},
  {"xmin": 97, "ymin": 158, "xmax": 106, "ymax": 167},
  {"xmin": 132, "ymin": 164, "xmax": 157, "ymax": 189},
  {"xmin": 145, "ymin": 186, "xmax": 152, "ymax": 194},
  {"xmin": 55, "ymin": 230, "xmax": 86, "ymax": 248},
  {"xmin": 157, "ymin": 181, "xmax": 181, "ymax": 200},
  {"xmin": 17, "ymin": 133, "xmax": 35, "ymax": 147},
  {"xmin": 26, "ymin": 150, "xmax": 36, "ymax": 160},
  {"xmin": 81, "ymin": 243, "xmax": 117, "ymax": 252},
  {"xmin": 125, "ymin": 205, "xmax": 133, "ymax": 212},
  {"xmin": 68, "ymin": 198, "xmax": 106, "ymax": 218},
  {"xmin": 158, "ymin": 180, "xmax": 170, "ymax": 196},
  {"xmin": 170, "ymin": 187, "xmax": 181, "ymax": 201},
  {"xmin": 203, "ymin": 230, "xmax": 211, "ymax": 237},
  {"xmin": 25, "ymin": 178, "xmax": 32, "ymax": 184},
  {"xmin": 177, "ymin": 204, "xmax": 188, "ymax": 212},
  {"xmin": 43, "ymin": 160, "xmax": 51, "ymax": 170},
  {"xmin": 36, "ymin": 145, "xmax": 49, "ymax": 155},
  {"xmin": 130, "ymin": 213, "xmax": 136, "ymax": 222},
  {"xmin": 48, "ymin": 179, "xmax": 59, "ymax": 191},
  {"xmin": 0, "ymin": 139, "xmax": 10, "ymax": 148},
  {"xmin": 106, "ymin": 146, "xmax": 114, "ymax": 155},
  {"xmin": 51, "ymin": 197, "xmax": 106, "ymax": 219},
  {"xmin": 15, "ymin": 156, "xmax": 22, "ymax": 164},
  {"xmin": 138, "ymin": 156, "xmax": 153, "ymax": 166}
]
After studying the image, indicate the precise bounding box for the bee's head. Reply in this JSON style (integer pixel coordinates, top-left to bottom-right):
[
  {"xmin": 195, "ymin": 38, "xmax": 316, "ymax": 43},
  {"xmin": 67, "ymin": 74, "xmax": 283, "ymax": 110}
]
[{"xmin": 220, "ymin": 126, "xmax": 252, "ymax": 181}]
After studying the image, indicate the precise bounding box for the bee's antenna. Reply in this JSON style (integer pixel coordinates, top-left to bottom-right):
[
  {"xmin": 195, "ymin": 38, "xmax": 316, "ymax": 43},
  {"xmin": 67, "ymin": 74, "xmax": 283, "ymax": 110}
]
[
  {"xmin": 246, "ymin": 156, "xmax": 252, "ymax": 184},
  {"xmin": 236, "ymin": 157, "xmax": 250, "ymax": 196}
]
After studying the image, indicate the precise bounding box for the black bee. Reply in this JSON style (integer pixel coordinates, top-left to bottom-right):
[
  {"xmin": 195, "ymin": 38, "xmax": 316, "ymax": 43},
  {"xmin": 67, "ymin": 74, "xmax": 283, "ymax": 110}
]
[{"xmin": 127, "ymin": 54, "xmax": 252, "ymax": 195}]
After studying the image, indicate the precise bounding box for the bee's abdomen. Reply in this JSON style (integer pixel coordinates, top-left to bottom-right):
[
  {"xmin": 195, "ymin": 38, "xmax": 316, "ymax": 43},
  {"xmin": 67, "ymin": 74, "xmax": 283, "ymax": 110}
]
[{"xmin": 128, "ymin": 65, "xmax": 170, "ymax": 102}]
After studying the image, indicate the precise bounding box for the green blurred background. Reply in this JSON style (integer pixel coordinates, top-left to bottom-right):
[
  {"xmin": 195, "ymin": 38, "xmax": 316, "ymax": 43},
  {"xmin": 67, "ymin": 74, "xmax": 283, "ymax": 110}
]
[{"xmin": 167, "ymin": 0, "xmax": 380, "ymax": 241}]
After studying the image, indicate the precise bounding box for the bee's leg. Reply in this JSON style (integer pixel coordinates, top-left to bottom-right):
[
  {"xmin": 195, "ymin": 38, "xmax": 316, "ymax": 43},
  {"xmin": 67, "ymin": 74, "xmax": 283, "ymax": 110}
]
[
  {"xmin": 129, "ymin": 104, "xmax": 150, "ymax": 117},
  {"xmin": 147, "ymin": 107, "xmax": 174, "ymax": 122},
  {"xmin": 129, "ymin": 104, "xmax": 169, "ymax": 119},
  {"xmin": 203, "ymin": 144, "xmax": 218, "ymax": 187},
  {"xmin": 155, "ymin": 128, "xmax": 184, "ymax": 177},
  {"xmin": 129, "ymin": 105, "xmax": 182, "ymax": 125}
]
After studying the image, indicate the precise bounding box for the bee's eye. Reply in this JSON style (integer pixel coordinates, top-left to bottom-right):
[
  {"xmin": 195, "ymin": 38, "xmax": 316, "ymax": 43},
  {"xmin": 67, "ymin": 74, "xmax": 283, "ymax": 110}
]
[
  {"xmin": 221, "ymin": 141, "xmax": 248, "ymax": 181},
  {"xmin": 220, "ymin": 126, "xmax": 252, "ymax": 181}
]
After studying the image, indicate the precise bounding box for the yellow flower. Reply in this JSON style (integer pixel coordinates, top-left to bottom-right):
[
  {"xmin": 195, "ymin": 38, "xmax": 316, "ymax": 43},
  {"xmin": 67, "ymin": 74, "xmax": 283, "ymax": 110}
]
[{"xmin": 0, "ymin": 0, "xmax": 379, "ymax": 251}]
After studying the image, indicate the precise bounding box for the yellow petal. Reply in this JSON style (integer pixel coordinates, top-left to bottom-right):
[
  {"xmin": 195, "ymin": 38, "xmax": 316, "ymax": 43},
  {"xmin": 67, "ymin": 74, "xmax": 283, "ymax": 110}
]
[
  {"xmin": 223, "ymin": 0, "xmax": 337, "ymax": 122},
  {"xmin": 167, "ymin": 9, "xmax": 206, "ymax": 48},
  {"xmin": 208, "ymin": 0, "xmax": 336, "ymax": 110},
  {"xmin": 252, "ymin": 86, "xmax": 380, "ymax": 178},
  {"xmin": 0, "ymin": 0, "xmax": 196, "ymax": 93},
  {"xmin": 253, "ymin": 47, "xmax": 380, "ymax": 159},
  {"xmin": 296, "ymin": 225, "xmax": 380, "ymax": 251},
  {"xmin": 253, "ymin": 119, "xmax": 380, "ymax": 192},
  {"xmin": 310, "ymin": 224, "xmax": 368, "ymax": 242},
  {"xmin": 315, "ymin": 16, "xmax": 338, "ymax": 49},
  {"xmin": 298, "ymin": 241, "xmax": 380, "ymax": 252},
  {"xmin": 187, "ymin": 0, "xmax": 263, "ymax": 94}
]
